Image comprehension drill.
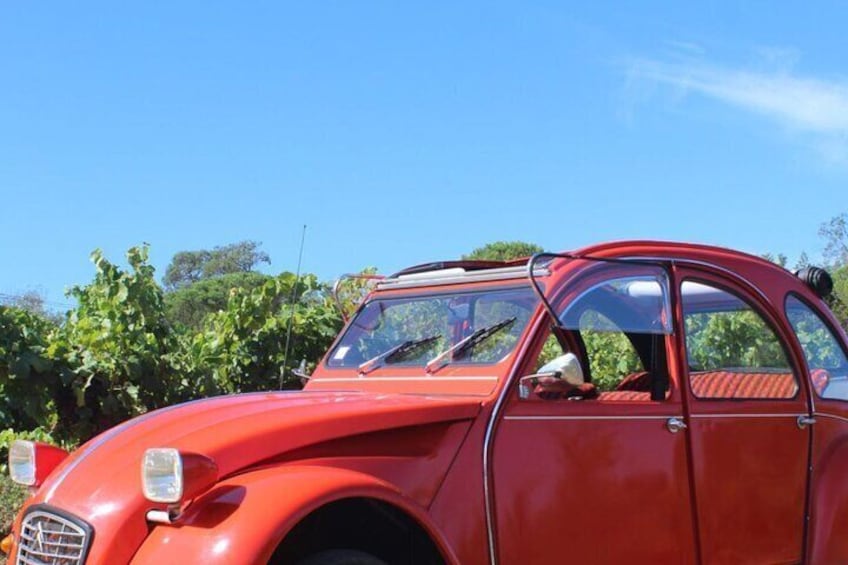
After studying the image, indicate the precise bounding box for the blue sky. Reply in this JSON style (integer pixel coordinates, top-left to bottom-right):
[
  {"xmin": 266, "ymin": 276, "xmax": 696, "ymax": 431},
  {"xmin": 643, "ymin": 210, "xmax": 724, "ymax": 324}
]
[{"xmin": 2, "ymin": 2, "xmax": 847, "ymax": 309}]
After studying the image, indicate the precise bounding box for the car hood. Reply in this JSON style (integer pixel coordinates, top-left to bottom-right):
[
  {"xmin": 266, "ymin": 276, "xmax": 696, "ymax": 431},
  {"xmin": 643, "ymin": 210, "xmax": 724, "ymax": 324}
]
[{"xmin": 23, "ymin": 390, "xmax": 481, "ymax": 563}]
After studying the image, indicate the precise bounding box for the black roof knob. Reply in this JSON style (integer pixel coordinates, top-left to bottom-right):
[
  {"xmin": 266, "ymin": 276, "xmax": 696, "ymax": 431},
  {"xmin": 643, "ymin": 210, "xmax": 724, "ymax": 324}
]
[{"xmin": 795, "ymin": 267, "xmax": 834, "ymax": 299}]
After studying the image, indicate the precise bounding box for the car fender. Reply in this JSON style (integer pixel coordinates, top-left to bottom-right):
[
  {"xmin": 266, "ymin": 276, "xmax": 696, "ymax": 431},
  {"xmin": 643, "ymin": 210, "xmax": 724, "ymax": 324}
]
[{"xmin": 130, "ymin": 464, "xmax": 458, "ymax": 565}]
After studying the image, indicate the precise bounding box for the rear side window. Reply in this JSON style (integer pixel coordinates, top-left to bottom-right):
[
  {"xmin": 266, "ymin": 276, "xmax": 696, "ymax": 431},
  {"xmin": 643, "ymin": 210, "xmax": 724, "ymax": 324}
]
[
  {"xmin": 785, "ymin": 295, "xmax": 848, "ymax": 400},
  {"xmin": 682, "ymin": 281, "xmax": 797, "ymax": 399}
]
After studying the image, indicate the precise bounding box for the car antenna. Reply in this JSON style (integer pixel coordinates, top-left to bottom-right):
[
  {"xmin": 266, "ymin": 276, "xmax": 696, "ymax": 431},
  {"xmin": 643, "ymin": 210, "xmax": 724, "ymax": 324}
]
[{"xmin": 280, "ymin": 224, "xmax": 307, "ymax": 390}]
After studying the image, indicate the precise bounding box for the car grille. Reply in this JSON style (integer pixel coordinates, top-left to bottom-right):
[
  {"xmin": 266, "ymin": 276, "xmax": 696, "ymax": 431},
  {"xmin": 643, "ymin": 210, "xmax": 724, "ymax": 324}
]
[{"xmin": 16, "ymin": 507, "xmax": 92, "ymax": 565}]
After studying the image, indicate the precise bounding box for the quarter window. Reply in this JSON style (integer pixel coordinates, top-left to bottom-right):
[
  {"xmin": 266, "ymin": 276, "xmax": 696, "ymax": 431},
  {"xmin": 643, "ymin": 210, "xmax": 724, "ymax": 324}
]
[
  {"xmin": 682, "ymin": 281, "xmax": 797, "ymax": 399},
  {"xmin": 785, "ymin": 295, "xmax": 848, "ymax": 400}
]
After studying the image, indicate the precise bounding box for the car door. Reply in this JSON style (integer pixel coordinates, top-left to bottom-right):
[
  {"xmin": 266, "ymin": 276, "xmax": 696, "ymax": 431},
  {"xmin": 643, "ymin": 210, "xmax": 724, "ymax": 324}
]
[
  {"xmin": 676, "ymin": 268, "xmax": 812, "ymax": 564},
  {"xmin": 785, "ymin": 293, "xmax": 848, "ymax": 563},
  {"xmin": 490, "ymin": 261, "xmax": 698, "ymax": 564}
]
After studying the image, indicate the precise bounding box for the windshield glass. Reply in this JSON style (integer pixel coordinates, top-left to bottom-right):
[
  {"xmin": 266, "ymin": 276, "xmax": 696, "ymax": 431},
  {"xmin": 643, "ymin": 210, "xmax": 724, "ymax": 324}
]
[{"xmin": 326, "ymin": 286, "xmax": 539, "ymax": 369}]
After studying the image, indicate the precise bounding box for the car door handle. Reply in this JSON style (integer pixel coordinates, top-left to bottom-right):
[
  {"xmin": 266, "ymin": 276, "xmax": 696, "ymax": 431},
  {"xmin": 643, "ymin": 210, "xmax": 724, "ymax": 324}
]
[
  {"xmin": 666, "ymin": 417, "xmax": 687, "ymax": 433},
  {"xmin": 797, "ymin": 415, "xmax": 816, "ymax": 429}
]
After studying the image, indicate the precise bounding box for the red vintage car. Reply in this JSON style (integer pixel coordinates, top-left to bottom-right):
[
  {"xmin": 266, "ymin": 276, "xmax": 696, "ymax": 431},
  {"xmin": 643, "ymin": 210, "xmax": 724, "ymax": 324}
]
[{"xmin": 5, "ymin": 241, "xmax": 848, "ymax": 564}]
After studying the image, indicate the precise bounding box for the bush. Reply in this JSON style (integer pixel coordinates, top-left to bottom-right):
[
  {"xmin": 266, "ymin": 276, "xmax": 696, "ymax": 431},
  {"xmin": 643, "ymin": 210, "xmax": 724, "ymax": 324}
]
[
  {"xmin": 0, "ymin": 306, "xmax": 58, "ymax": 432},
  {"xmin": 170, "ymin": 273, "xmax": 342, "ymax": 395},
  {"xmin": 46, "ymin": 246, "xmax": 180, "ymax": 441}
]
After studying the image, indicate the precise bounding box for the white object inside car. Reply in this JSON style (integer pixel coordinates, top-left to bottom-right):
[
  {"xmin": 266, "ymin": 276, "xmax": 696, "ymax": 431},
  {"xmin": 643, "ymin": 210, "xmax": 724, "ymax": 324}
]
[{"xmin": 538, "ymin": 352, "xmax": 585, "ymax": 386}]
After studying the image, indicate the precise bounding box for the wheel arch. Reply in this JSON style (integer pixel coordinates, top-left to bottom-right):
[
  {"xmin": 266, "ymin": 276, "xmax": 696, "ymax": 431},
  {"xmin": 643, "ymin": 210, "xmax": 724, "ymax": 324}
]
[
  {"xmin": 270, "ymin": 496, "xmax": 446, "ymax": 564},
  {"xmin": 130, "ymin": 464, "xmax": 458, "ymax": 565}
]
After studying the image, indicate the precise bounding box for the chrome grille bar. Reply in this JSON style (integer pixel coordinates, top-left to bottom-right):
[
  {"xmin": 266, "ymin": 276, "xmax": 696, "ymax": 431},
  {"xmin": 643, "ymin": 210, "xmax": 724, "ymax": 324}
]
[{"xmin": 16, "ymin": 507, "xmax": 92, "ymax": 565}]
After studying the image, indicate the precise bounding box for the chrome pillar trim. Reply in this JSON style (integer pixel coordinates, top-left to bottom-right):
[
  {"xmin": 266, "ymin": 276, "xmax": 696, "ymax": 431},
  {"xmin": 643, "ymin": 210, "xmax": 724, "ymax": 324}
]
[{"xmin": 481, "ymin": 311, "xmax": 548, "ymax": 565}]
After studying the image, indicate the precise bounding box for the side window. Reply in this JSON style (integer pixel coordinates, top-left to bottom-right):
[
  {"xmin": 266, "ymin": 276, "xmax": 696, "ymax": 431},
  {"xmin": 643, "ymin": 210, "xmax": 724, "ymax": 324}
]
[
  {"xmin": 786, "ymin": 295, "xmax": 848, "ymax": 400},
  {"xmin": 534, "ymin": 271, "xmax": 672, "ymax": 401},
  {"xmin": 580, "ymin": 310, "xmax": 644, "ymax": 391},
  {"xmin": 682, "ymin": 281, "xmax": 797, "ymax": 399}
]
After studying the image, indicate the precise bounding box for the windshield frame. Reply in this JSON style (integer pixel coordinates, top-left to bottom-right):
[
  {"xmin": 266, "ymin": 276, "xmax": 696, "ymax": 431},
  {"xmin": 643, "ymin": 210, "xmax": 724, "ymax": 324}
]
[{"xmin": 321, "ymin": 283, "xmax": 542, "ymax": 372}]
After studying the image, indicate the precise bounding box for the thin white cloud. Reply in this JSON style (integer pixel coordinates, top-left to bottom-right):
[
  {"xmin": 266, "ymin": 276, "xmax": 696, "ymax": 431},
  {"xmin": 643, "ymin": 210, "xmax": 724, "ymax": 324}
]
[
  {"xmin": 662, "ymin": 40, "xmax": 706, "ymax": 56},
  {"xmin": 626, "ymin": 52, "xmax": 848, "ymax": 165}
]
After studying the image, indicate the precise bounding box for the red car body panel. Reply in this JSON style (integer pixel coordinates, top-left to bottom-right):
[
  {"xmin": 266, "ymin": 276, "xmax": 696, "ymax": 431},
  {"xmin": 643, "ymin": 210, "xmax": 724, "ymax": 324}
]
[
  {"xmin": 130, "ymin": 465, "xmax": 462, "ymax": 565},
  {"xmin": 8, "ymin": 240, "xmax": 848, "ymax": 564}
]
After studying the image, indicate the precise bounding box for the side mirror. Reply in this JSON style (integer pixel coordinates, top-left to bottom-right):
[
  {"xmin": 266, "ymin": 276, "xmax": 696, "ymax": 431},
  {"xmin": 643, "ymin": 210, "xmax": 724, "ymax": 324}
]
[
  {"xmin": 518, "ymin": 353, "xmax": 585, "ymax": 399},
  {"xmin": 292, "ymin": 359, "xmax": 312, "ymax": 383}
]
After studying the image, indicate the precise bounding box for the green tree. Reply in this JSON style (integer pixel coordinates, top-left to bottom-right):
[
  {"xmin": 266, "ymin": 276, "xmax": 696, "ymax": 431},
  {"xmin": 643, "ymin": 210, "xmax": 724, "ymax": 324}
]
[
  {"xmin": 829, "ymin": 265, "xmax": 848, "ymax": 328},
  {"xmin": 163, "ymin": 241, "xmax": 271, "ymax": 290},
  {"xmin": 164, "ymin": 271, "xmax": 271, "ymax": 329},
  {"xmin": 0, "ymin": 291, "xmax": 64, "ymax": 325},
  {"xmin": 171, "ymin": 273, "xmax": 342, "ymax": 394},
  {"xmin": 820, "ymin": 213, "xmax": 848, "ymax": 268},
  {"xmin": 463, "ymin": 241, "xmax": 543, "ymax": 262}
]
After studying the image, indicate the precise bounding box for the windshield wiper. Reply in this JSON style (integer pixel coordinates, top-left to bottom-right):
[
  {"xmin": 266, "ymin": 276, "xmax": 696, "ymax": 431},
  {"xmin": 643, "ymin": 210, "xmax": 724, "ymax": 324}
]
[
  {"xmin": 425, "ymin": 317, "xmax": 517, "ymax": 374},
  {"xmin": 358, "ymin": 335, "xmax": 441, "ymax": 375}
]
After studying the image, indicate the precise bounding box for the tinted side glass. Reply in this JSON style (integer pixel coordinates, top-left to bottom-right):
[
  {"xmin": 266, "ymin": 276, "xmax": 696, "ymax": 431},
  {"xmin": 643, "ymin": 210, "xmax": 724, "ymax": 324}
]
[
  {"xmin": 682, "ymin": 281, "xmax": 797, "ymax": 399},
  {"xmin": 786, "ymin": 295, "xmax": 848, "ymax": 400}
]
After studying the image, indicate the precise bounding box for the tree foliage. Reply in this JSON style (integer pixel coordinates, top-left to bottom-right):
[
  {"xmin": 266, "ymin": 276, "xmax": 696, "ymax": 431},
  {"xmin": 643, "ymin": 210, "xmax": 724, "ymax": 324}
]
[
  {"xmin": 581, "ymin": 330, "xmax": 642, "ymax": 391},
  {"xmin": 171, "ymin": 273, "xmax": 342, "ymax": 395},
  {"xmin": 165, "ymin": 271, "xmax": 271, "ymax": 330},
  {"xmin": 0, "ymin": 306, "xmax": 57, "ymax": 431},
  {"xmin": 163, "ymin": 240, "xmax": 271, "ymax": 290},
  {"xmin": 829, "ymin": 264, "xmax": 848, "ymax": 328},
  {"xmin": 463, "ymin": 241, "xmax": 543, "ymax": 262},
  {"xmin": 820, "ymin": 213, "xmax": 848, "ymax": 268},
  {"xmin": 47, "ymin": 246, "xmax": 179, "ymax": 439},
  {"xmin": 0, "ymin": 244, "xmax": 345, "ymax": 444}
]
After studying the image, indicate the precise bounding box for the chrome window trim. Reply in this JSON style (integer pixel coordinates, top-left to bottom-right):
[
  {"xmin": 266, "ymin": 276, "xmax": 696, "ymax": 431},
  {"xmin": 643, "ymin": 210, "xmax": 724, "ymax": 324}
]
[
  {"xmin": 503, "ymin": 415, "xmax": 680, "ymax": 421},
  {"xmin": 689, "ymin": 413, "xmax": 803, "ymax": 419},
  {"xmin": 815, "ymin": 412, "xmax": 848, "ymax": 425},
  {"xmin": 312, "ymin": 376, "xmax": 498, "ymax": 382},
  {"xmin": 377, "ymin": 266, "xmax": 550, "ymax": 290}
]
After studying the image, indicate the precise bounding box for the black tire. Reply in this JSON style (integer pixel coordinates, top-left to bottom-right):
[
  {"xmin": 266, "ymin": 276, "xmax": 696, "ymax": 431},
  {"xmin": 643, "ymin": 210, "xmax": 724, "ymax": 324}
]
[{"xmin": 295, "ymin": 549, "xmax": 388, "ymax": 565}]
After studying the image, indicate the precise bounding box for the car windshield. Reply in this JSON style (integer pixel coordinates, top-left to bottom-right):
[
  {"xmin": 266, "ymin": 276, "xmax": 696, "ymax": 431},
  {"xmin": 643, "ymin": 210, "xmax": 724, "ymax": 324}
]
[{"xmin": 326, "ymin": 286, "xmax": 539, "ymax": 370}]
